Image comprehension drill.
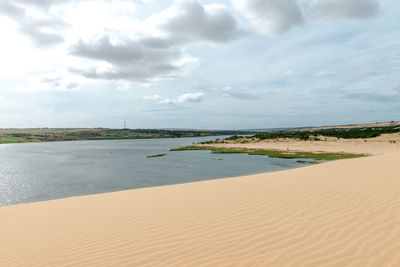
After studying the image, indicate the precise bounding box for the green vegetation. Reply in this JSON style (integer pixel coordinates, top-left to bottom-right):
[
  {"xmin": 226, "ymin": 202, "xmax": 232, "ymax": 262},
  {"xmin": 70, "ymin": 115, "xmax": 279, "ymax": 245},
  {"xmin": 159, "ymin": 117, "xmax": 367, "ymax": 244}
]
[
  {"xmin": 0, "ymin": 128, "xmax": 255, "ymax": 145},
  {"xmin": 0, "ymin": 137, "xmax": 25, "ymax": 144},
  {"xmin": 297, "ymin": 160, "xmax": 323, "ymax": 164},
  {"xmin": 147, "ymin": 153, "xmax": 167, "ymax": 158},
  {"xmin": 252, "ymin": 125, "xmax": 400, "ymax": 140},
  {"xmin": 170, "ymin": 124, "xmax": 397, "ymax": 163},
  {"xmin": 170, "ymin": 146, "xmax": 366, "ymax": 160},
  {"xmin": 2, "ymin": 123, "xmax": 398, "ymax": 146},
  {"xmin": 171, "ymin": 146, "xmax": 247, "ymax": 153}
]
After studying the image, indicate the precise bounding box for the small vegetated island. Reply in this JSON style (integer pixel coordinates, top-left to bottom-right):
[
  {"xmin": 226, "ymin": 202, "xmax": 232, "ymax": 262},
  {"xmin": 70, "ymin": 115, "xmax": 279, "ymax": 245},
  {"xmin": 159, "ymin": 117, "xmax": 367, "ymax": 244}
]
[
  {"xmin": 171, "ymin": 121, "xmax": 400, "ymax": 162},
  {"xmin": 147, "ymin": 153, "xmax": 167, "ymax": 158}
]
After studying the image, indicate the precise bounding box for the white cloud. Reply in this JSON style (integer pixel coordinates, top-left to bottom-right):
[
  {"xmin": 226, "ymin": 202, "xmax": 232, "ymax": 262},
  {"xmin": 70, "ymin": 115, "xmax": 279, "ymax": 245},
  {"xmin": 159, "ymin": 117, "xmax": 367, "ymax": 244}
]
[
  {"xmin": 231, "ymin": 0, "xmax": 303, "ymax": 35},
  {"xmin": 310, "ymin": 0, "xmax": 379, "ymax": 20},
  {"xmin": 159, "ymin": 98, "xmax": 175, "ymax": 104},
  {"xmin": 0, "ymin": 0, "xmax": 69, "ymax": 47},
  {"xmin": 62, "ymin": 0, "xmax": 138, "ymax": 39},
  {"xmin": 177, "ymin": 92, "xmax": 204, "ymax": 103},
  {"xmin": 69, "ymin": 0, "xmax": 242, "ymax": 83},
  {"xmin": 144, "ymin": 92, "xmax": 204, "ymax": 104}
]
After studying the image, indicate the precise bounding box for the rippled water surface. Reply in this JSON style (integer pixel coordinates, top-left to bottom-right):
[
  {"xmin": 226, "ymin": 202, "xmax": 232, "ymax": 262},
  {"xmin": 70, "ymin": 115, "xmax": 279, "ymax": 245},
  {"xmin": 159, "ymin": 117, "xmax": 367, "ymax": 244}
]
[{"xmin": 0, "ymin": 137, "xmax": 309, "ymax": 206}]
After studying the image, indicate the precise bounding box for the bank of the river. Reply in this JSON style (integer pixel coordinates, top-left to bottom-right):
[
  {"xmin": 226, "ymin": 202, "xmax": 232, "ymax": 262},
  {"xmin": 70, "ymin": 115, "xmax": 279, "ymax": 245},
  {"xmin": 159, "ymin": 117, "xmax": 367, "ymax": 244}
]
[{"xmin": 1, "ymin": 140, "xmax": 399, "ymax": 266}]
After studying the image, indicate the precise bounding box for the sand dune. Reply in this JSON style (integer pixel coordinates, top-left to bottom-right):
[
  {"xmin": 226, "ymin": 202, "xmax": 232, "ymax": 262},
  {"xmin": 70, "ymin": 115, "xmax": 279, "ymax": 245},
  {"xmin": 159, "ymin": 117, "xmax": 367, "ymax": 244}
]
[{"xmin": 1, "ymin": 148, "xmax": 400, "ymax": 266}]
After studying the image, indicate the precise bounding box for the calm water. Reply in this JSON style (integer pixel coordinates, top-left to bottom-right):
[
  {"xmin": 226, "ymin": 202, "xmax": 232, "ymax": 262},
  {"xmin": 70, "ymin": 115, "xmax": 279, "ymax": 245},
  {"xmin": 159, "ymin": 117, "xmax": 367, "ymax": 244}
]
[{"xmin": 0, "ymin": 137, "xmax": 309, "ymax": 206}]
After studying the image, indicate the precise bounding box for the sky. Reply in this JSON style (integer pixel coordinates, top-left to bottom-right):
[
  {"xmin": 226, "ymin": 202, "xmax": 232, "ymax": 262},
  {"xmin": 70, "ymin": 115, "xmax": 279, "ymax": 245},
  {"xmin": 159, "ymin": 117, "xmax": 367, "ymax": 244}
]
[{"xmin": 0, "ymin": 0, "xmax": 399, "ymax": 129}]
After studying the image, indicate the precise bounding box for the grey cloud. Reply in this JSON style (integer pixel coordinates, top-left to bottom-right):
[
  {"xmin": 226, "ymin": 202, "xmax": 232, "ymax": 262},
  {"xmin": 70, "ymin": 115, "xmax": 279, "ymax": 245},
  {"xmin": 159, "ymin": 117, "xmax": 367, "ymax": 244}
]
[
  {"xmin": 223, "ymin": 91, "xmax": 260, "ymax": 100},
  {"xmin": 40, "ymin": 77, "xmax": 79, "ymax": 90},
  {"xmin": 0, "ymin": 0, "xmax": 67, "ymax": 47},
  {"xmin": 15, "ymin": 0, "xmax": 137, "ymax": 9},
  {"xmin": 231, "ymin": 0, "xmax": 303, "ymax": 35},
  {"xmin": 70, "ymin": 35, "xmax": 188, "ymax": 82},
  {"xmin": 12, "ymin": 0, "xmax": 70, "ymax": 8},
  {"xmin": 231, "ymin": 0, "xmax": 379, "ymax": 36},
  {"xmin": 159, "ymin": 0, "xmax": 242, "ymax": 43},
  {"xmin": 69, "ymin": 63, "xmax": 181, "ymax": 82},
  {"xmin": 71, "ymin": 36, "xmax": 177, "ymax": 65},
  {"xmin": 19, "ymin": 20, "xmax": 66, "ymax": 47},
  {"xmin": 0, "ymin": 1, "xmax": 24, "ymax": 16},
  {"xmin": 393, "ymin": 85, "xmax": 400, "ymax": 94},
  {"xmin": 66, "ymin": 83, "xmax": 78, "ymax": 90},
  {"xmin": 41, "ymin": 77, "xmax": 61, "ymax": 84},
  {"xmin": 41, "ymin": 78, "xmax": 61, "ymax": 88},
  {"xmin": 69, "ymin": 0, "xmax": 242, "ymax": 82},
  {"xmin": 11, "ymin": 0, "xmax": 132, "ymax": 9},
  {"xmin": 310, "ymin": 0, "xmax": 379, "ymax": 20}
]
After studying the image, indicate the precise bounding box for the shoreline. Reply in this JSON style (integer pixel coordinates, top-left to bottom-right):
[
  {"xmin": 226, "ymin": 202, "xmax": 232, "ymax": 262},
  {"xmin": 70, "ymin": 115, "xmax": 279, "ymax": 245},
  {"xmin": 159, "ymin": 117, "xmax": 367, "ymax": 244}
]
[
  {"xmin": 0, "ymin": 128, "xmax": 250, "ymax": 145},
  {"xmin": 195, "ymin": 132, "xmax": 400, "ymax": 156},
  {"xmin": 1, "ymin": 135, "xmax": 400, "ymax": 266},
  {"xmin": 170, "ymin": 145, "xmax": 367, "ymax": 160},
  {"xmin": 0, "ymin": 135, "xmax": 219, "ymax": 145}
]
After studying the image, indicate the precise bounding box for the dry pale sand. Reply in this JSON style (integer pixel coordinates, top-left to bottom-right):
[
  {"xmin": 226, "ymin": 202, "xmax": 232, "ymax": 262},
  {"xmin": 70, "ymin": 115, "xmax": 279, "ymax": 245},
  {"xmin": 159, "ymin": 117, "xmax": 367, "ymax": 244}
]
[
  {"xmin": 1, "ymin": 139, "xmax": 400, "ymax": 266},
  {"xmin": 203, "ymin": 133, "xmax": 400, "ymax": 155}
]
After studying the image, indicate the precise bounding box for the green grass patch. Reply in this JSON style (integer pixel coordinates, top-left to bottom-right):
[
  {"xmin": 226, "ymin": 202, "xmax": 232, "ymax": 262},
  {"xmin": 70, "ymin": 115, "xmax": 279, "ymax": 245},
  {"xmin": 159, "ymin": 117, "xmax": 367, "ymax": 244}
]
[
  {"xmin": 147, "ymin": 153, "xmax": 167, "ymax": 158},
  {"xmin": 247, "ymin": 150, "xmax": 364, "ymax": 160},
  {"xmin": 170, "ymin": 146, "xmax": 366, "ymax": 161},
  {"xmin": 0, "ymin": 137, "xmax": 25, "ymax": 143},
  {"xmin": 251, "ymin": 125, "xmax": 400, "ymax": 140}
]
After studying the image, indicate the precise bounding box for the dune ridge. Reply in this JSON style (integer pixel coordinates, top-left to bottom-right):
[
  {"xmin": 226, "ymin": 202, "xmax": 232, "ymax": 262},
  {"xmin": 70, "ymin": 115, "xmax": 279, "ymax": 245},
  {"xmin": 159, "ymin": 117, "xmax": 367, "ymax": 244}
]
[{"xmin": 1, "ymin": 149, "xmax": 400, "ymax": 266}]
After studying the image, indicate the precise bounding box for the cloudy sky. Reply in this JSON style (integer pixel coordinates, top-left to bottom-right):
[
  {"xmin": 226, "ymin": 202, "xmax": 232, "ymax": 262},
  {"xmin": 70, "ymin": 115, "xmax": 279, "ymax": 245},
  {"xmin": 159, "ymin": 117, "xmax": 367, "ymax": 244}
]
[{"xmin": 0, "ymin": 0, "xmax": 399, "ymax": 129}]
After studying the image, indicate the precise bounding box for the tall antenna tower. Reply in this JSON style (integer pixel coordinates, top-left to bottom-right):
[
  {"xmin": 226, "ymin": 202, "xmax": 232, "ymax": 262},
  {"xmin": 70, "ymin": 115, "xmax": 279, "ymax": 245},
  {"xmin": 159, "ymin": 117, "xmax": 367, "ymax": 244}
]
[{"xmin": 124, "ymin": 118, "xmax": 127, "ymax": 129}]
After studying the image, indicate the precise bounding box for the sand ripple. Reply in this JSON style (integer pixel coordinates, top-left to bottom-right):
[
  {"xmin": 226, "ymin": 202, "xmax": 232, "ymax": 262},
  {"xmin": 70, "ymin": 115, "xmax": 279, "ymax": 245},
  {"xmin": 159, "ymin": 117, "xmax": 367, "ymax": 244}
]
[{"xmin": 1, "ymin": 152, "xmax": 400, "ymax": 266}]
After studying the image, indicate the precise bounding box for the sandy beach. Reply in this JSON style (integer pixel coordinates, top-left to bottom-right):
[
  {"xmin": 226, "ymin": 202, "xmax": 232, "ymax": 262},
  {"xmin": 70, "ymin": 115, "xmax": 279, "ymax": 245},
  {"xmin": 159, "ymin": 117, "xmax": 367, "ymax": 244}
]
[
  {"xmin": 201, "ymin": 133, "xmax": 400, "ymax": 155},
  {"xmin": 1, "ymin": 135, "xmax": 400, "ymax": 266}
]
